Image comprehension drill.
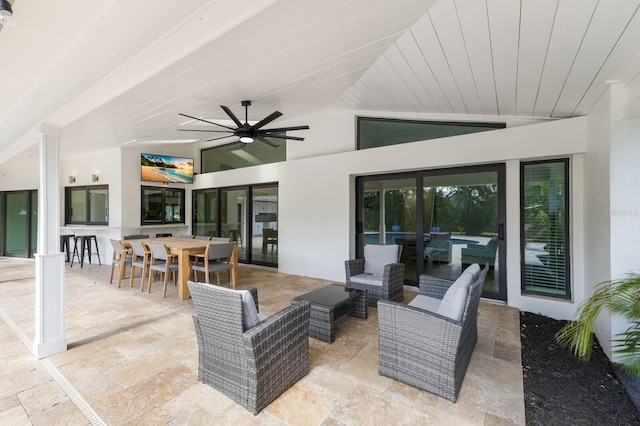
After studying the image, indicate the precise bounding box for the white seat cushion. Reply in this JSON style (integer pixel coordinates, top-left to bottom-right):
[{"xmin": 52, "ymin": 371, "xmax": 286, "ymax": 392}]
[
  {"xmin": 436, "ymin": 273, "xmax": 473, "ymax": 321},
  {"xmin": 363, "ymin": 244, "xmax": 399, "ymax": 275},
  {"xmin": 408, "ymin": 295, "xmax": 441, "ymax": 313},
  {"xmin": 461, "ymin": 263, "xmax": 481, "ymax": 281},
  {"xmin": 350, "ymin": 273, "xmax": 383, "ymax": 286}
]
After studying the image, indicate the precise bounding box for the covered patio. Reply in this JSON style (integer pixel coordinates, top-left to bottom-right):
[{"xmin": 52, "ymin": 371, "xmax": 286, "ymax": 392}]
[{"xmin": 0, "ymin": 258, "xmax": 524, "ymax": 424}]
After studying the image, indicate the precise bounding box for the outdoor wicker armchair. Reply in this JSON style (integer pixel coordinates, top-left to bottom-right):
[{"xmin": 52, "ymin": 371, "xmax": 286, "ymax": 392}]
[
  {"xmin": 345, "ymin": 244, "xmax": 405, "ymax": 307},
  {"xmin": 188, "ymin": 281, "xmax": 311, "ymax": 415},
  {"xmin": 377, "ymin": 263, "xmax": 489, "ymax": 402}
]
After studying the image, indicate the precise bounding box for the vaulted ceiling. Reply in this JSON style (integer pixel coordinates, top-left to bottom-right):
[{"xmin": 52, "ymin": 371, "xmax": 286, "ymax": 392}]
[{"xmin": 1, "ymin": 0, "xmax": 639, "ymax": 164}]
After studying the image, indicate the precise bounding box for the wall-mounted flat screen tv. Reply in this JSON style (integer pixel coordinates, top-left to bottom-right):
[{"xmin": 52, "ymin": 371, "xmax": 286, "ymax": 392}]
[{"xmin": 141, "ymin": 153, "xmax": 194, "ymax": 184}]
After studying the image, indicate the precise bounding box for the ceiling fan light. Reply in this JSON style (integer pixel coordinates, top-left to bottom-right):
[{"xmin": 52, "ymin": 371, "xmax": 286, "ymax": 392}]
[
  {"xmin": 239, "ymin": 136, "xmax": 254, "ymax": 143},
  {"xmin": 0, "ymin": 0, "xmax": 15, "ymax": 28}
]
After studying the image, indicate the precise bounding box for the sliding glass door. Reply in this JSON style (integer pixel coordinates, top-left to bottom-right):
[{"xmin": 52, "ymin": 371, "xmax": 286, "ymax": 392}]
[
  {"xmin": 193, "ymin": 189, "xmax": 218, "ymax": 237},
  {"xmin": 357, "ymin": 164, "xmax": 506, "ymax": 300},
  {"xmin": 360, "ymin": 177, "xmax": 417, "ymax": 283},
  {"xmin": 221, "ymin": 187, "xmax": 247, "ymax": 262},
  {"xmin": 1, "ymin": 190, "xmax": 38, "ymax": 258},
  {"xmin": 251, "ymin": 185, "xmax": 278, "ymax": 266},
  {"xmin": 194, "ymin": 183, "xmax": 278, "ymax": 267}
]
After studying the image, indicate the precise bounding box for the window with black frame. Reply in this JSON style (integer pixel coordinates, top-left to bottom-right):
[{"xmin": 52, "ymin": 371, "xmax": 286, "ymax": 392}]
[
  {"xmin": 200, "ymin": 134, "xmax": 285, "ymax": 173},
  {"xmin": 65, "ymin": 185, "xmax": 109, "ymax": 225},
  {"xmin": 521, "ymin": 159, "xmax": 570, "ymax": 298},
  {"xmin": 357, "ymin": 117, "xmax": 505, "ymax": 150},
  {"xmin": 141, "ymin": 186, "xmax": 185, "ymax": 225}
]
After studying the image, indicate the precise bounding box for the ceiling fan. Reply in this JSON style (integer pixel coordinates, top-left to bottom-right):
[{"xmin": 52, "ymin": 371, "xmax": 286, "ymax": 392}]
[{"xmin": 179, "ymin": 100, "xmax": 309, "ymax": 148}]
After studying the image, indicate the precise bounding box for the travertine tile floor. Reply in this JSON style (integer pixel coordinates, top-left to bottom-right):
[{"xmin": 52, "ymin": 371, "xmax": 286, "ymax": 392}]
[{"xmin": 0, "ymin": 257, "xmax": 525, "ymax": 425}]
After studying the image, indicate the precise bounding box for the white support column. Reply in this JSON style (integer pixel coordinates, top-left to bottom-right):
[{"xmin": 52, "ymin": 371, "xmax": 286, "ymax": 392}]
[{"xmin": 33, "ymin": 123, "xmax": 67, "ymax": 359}]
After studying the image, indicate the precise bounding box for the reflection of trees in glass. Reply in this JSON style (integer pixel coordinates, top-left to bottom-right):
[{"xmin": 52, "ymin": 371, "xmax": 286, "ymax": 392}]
[
  {"xmin": 430, "ymin": 185, "xmax": 498, "ymax": 235},
  {"xmin": 524, "ymin": 180, "xmax": 565, "ymax": 243},
  {"xmin": 385, "ymin": 189, "xmax": 415, "ymax": 231},
  {"xmin": 363, "ymin": 191, "xmax": 380, "ymax": 232}
]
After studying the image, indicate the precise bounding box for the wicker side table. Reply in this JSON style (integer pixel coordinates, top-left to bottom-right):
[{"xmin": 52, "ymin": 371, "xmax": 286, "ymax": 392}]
[{"xmin": 292, "ymin": 284, "xmax": 367, "ymax": 343}]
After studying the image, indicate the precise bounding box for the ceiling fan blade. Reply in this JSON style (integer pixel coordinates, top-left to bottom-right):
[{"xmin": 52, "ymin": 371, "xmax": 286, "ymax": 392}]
[
  {"xmin": 260, "ymin": 125, "xmax": 310, "ymax": 132},
  {"xmin": 255, "ymin": 136, "xmax": 280, "ymax": 148},
  {"xmin": 178, "ymin": 128, "xmax": 233, "ymax": 133},
  {"xmin": 253, "ymin": 111, "xmax": 283, "ymax": 130},
  {"xmin": 260, "ymin": 133, "xmax": 305, "ymax": 141},
  {"xmin": 205, "ymin": 134, "xmax": 237, "ymax": 142},
  {"xmin": 179, "ymin": 113, "xmax": 236, "ymax": 130},
  {"xmin": 220, "ymin": 105, "xmax": 244, "ymax": 128}
]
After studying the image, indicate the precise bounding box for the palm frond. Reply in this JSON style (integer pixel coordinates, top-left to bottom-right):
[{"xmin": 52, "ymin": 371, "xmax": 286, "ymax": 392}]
[{"xmin": 556, "ymin": 273, "xmax": 640, "ymax": 376}]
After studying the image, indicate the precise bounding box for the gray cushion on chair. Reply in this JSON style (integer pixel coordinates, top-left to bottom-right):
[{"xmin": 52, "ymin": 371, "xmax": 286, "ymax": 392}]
[
  {"xmin": 364, "ymin": 244, "xmax": 399, "ymax": 275},
  {"xmin": 461, "ymin": 263, "xmax": 481, "ymax": 281},
  {"xmin": 436, "ymin": 272, "xmax": 473, "ymax": 321},
  {"xmin": 350, "ymin": 273, "xmax": 384, "ymax": 286},
  {"xmin": 408, "ymin": 294, "xmax": 441, "ymax": 312},
  {"xmin": 205, "ymin": 284, "xmax": 261, "ymax": 330}
]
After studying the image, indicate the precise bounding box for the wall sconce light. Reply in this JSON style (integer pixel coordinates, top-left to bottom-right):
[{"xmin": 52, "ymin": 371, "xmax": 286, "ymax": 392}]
[
  {"xmin": 92, "ymin": 174, "xmax": 99, "ymax": 182},
  {"xmin": 69, "ymin": 176, "xmax": 76, "ymax": 184}
]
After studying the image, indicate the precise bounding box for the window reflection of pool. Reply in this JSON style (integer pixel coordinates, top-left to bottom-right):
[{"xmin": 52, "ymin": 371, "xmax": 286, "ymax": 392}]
[{"xmin": 364, "ymin": 232, "xmax": 478, "ymax": 245}]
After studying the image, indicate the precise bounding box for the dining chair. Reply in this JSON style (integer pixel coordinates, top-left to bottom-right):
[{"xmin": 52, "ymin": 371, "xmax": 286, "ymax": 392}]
[
  {"xmin": 190, "ymin": 236, "xmax": 228, "ymax": 263},
  {"xmin": 180, "ymin": 234, "xmax": 194, "ymax": 239},
  {"xmin": 211, "ymin": 236, "xmax": 231, "ymax": 242},
  {"xmin": 192, "ymin": 242, "xmax": 235, "ymax": 286},
  {"xmin": 147, "ymin": 242, "xmax": 179, "ymax": 298},
  {"xmin": 109, "ymin": 239, "xmax": 132, "ymax": 288},
  {"xmin": 129, "ymin": 240, "xmax": 150, "ymax": 291}
]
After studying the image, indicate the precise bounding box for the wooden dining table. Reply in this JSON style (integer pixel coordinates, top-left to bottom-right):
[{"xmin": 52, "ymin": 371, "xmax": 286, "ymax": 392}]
[{"xmin": 124, "ymin": 237, "xmax": 238, "ymax": 300}]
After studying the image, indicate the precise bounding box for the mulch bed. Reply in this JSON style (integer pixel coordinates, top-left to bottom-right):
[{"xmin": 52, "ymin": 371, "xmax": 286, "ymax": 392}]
[{"xmin": 521, "ymin": 311, "xmax": 640, "ymax": 425}]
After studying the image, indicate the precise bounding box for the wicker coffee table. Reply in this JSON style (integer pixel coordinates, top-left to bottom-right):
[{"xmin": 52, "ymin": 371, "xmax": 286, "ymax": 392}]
[{"xmin": 291, "ymin": 284, "xmax": 367, "ymax": 343}]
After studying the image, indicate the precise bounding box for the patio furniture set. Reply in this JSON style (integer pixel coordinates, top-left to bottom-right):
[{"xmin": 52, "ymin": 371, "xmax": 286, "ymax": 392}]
[{"xmin": 187, "ymin": 242, "xmax": 488, "ymax": 414}]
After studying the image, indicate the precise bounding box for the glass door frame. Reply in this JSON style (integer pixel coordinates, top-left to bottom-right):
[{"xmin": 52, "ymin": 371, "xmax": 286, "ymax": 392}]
[
  {"xmin": 192, "ymin": 182, "xmax": 279, "ymax": 267},
  {"xmin": 356, "ymin": 163, "xmax": 506, "ymax": 301},
  {"xmin": 1, "ymin": 189, "xmax": 38, "ymax": 258}
]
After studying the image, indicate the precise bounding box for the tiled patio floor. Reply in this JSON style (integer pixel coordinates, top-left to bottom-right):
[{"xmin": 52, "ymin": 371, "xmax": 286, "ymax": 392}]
[{"xmin": 0, "ymin": 257, "xmax": 525, "ymax": 425}]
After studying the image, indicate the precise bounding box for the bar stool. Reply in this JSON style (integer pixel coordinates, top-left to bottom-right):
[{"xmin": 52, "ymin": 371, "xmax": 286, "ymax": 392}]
[
  {"xmin": 71, "ymin": 235, "xmax": 101, "ymax": 268},
  {"xmin": 60, "ymin": 234, "xmax": 74, "ymax": 262}
]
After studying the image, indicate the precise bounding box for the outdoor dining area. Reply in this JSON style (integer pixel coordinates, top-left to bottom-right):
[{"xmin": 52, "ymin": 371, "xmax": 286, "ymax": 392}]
[{"xmin": 0, "ymin": 249, "xmax": 524, "ymax": 424}]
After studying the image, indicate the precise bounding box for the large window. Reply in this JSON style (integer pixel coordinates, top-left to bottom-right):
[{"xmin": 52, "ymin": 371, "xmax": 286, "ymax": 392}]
[
  {"xmin": 65, "ymin": 185, "xmax": 109, "ymax": 225},
  {"xmin": 521, "ymin": 159, "xmax": 570, "ymax": 298},
  {"xmin": 141, "ymin": 186, "xmax": 185, "ymax": 225},
  {"xmin": 201, "ymin": 136, "xmax": 285, "ymax": 173},
  {"xmin": 357, "ymin": 117, "xmax": 505, "ymax": 150}
]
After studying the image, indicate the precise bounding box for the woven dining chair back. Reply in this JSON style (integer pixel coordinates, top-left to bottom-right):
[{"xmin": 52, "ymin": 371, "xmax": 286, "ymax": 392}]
[
  {"xmin": 109, "ymin": 239, "xmax": 131, "ymax": 288},
  {"xmin": 147, "ymin": 242, "xmax": 178, "ymax": 298},
  {"xmin": 129, "ymin": 240, "xmax": 150, "ymax": 291}
]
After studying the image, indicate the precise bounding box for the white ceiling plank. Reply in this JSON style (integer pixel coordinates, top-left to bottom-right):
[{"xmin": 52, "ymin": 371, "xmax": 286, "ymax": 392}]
[
  {"xmin": 533, "ymin": 0, "xmax": 598, "ymax": 117},
  {"xmin": 375, "ymin": 54, "xmax": 424, "ymax": 112},
  {"xmin": 359, "ymin": 69, "xmax": 406, "ymax": 112},
  {"xmin": 515, "ymin": 0, "xmax": 558, "ymax": 117},
  {"xmin": 574, "ymin": 7, "xmax": 640, "ymax": 116},
  {"xmin": 553, "ymin": 1, "xmax": 640, "ymax": 117},
  {"xmin": 383, "ymin": 45, "xmax": 440, "ymax": 112},
  {"xmin": 394, "ymin": 31, "xmax": 452, "ymax": 114},
  {"xmin": 487, "ymin": 0, "xmax": 521, "ymax": 116},
  {"xmin": 5, "ymin": 0, "xmax": 640, "ymax": 161},
  {"xmin": 455, "ymin": 0, "xmax": 498, "ymax": 116},
  {"xmin": 430, "ymin": 0, "xmax": 483, "ymax": 114},
  {"xmin": 411, "ymin": 12, "xmax": 469, "ymax": 114}
]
